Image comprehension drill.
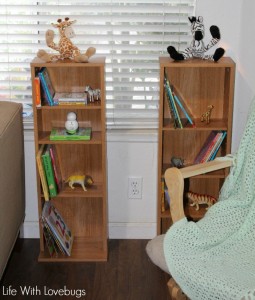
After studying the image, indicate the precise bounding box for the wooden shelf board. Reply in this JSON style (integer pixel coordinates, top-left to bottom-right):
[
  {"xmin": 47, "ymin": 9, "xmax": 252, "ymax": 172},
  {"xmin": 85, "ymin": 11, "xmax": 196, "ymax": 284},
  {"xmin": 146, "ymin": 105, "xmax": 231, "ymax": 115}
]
[
  {"xmin": 38, "ymin": 236, "xmax": 108, "ymax": 262},
  {"xmin": 39, "ymin": 102, "xmax": 102, "ymax": 110},
  {"xmin": 159, "ymin": 56, "xmax": 235, "ymax": 67},
  {"xmin": 38, "ymin": 131, "xmax": 102, "ymax": 144},
  {"xmin": 163, "ymin": 118, "xmax": 228, "ymax": 131},
  {"xmin": 57, "ymin": 183, "xmax": 104, "ymax": 198},
  {"xmin": 31, "ymin": 56, "xmax": 106, "ymax": 67}
]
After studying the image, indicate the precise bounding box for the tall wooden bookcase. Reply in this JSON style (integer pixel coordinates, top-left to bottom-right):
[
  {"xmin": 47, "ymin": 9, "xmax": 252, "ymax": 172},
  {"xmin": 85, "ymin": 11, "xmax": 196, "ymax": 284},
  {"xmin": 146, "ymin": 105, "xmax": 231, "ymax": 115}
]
[
  {"xmin": 31, "ymin": 57, "xmax": 108, "ymax": 261},
  {"xmin": 158, "ymin": 57, "xmax": 235, "ymax": 234}
]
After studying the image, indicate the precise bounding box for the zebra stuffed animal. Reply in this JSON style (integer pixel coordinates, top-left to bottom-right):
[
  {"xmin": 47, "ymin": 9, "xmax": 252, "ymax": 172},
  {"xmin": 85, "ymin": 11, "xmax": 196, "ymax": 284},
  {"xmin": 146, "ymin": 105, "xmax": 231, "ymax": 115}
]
[{"xmin": 167, "ymin": 16, "xmax": 225, "ymax": 62}]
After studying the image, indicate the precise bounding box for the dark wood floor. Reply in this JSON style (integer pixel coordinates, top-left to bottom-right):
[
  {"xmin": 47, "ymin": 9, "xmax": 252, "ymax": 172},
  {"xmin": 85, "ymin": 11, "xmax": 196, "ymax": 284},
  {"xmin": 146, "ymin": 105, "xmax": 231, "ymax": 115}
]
[{"xmin": 0, "ymin": 239, "xmax": 171, "ymax": 300}]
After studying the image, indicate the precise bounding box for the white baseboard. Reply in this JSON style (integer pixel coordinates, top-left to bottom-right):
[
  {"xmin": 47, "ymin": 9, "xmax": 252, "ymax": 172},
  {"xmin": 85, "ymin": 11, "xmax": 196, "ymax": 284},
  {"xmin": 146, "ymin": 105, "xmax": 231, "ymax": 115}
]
[
  {"xmin": 20, "ymin": 221, "xmax": 157, "ymax": 239},
  {"xmin": 20, "ymin": 222, "xmax": 39, "ymax": 238},
  {"xmin": 108, "ymin": 222, "xmax": 157, "ymax": 239}
]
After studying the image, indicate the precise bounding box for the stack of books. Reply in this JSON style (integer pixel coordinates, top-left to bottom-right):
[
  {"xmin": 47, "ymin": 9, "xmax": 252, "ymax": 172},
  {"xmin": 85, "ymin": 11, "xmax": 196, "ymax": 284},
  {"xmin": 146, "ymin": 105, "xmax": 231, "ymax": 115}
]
[
  {"xmin": 194, "ymin": 131, "xmax": 227, "ymax": 164},
  {"xmin": 41, "ymin": 201, "xmax": 74, "ymax": 257}
]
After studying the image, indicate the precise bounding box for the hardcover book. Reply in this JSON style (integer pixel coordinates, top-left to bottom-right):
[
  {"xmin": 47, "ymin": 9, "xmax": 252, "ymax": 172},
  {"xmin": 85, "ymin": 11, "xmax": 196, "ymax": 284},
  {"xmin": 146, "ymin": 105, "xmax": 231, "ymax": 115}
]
[
  {"xmin": 36, "ymin": 145, "xmax": 50, "ymax": 201},
  {"xmin": 38, "ymin": 68, "xmax": 55, "ymax": 106},
  {"xmin": 50, "ymin": 127, "xmax": 92, "ymax": 141},
  {"xmin": 41, "ymin": 201, "xmax": 74, "ymax": 256},
  {"xmin": 49, "ymin": 145, "xmax": 63, "ymax": 193},
  {"xmin": 41, "ymin": 145, "xmax": 58, "ymax": 197},
  {"xmin": 53, "ymin": 92, "xmax": 88, "ymax": 104}
]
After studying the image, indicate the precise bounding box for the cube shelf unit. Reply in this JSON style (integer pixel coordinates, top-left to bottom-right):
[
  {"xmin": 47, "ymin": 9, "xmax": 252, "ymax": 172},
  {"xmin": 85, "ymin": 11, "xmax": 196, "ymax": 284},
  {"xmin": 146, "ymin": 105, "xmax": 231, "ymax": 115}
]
[
  {"xmin": 158, "ymin": 56, "xmax": 235, "ymax": 234},
  {"xmin": 31, "ymin": 57, "xmax": 108, "ymax": 261}
]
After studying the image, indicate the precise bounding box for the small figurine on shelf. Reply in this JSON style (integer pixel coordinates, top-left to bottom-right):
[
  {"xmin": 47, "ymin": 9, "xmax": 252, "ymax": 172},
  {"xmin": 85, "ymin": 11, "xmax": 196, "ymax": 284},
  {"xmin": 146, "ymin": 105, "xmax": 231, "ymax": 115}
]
[
  {"xmin": 65, "ymin": 175, "xmax": 94, "ymax": 192},
  {"xmin": 201, "ymin": 105, "xmax": 214, "ymax": 124},
  {"xmin": 84, "ymin": 86, "xmax": 101, "ymax": 103},
  {"xmin": 65, "ymin": 112, "xmax": 79, "ymax": 134},
  {"xmin": 187, "ymin": 191, "xmax": 217, "ymax": 211},
  {"xmin": 170, "ymin": 156, "xmax": 184, "ymax": 168}
]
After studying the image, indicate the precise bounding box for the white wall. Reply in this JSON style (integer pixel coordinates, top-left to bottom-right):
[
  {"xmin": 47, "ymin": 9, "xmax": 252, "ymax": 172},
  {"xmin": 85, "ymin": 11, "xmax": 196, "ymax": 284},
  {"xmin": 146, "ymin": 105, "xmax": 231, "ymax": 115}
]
[
  {"xmin": 22, "ymin": 1, "xmax": 255, "ymax": 239},
  {"xmin": 196, "ymin": 0, "xmax": 255, "ymax": 151}
]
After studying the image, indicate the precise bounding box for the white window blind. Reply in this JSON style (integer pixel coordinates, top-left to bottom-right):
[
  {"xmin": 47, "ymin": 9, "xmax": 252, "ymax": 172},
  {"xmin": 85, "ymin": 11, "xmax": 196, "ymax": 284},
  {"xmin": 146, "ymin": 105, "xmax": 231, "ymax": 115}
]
[{"xmin": 0, "ymin": 0, "xmax": 196, "ymax": 129}]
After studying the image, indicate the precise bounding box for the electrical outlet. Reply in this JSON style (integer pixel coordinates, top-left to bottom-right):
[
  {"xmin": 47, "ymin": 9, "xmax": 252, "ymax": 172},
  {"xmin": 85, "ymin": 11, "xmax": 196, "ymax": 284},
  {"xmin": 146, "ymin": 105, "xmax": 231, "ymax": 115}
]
[{"xmin": 128, "ymin": 177, "xmax": 143, "ymax": 199}]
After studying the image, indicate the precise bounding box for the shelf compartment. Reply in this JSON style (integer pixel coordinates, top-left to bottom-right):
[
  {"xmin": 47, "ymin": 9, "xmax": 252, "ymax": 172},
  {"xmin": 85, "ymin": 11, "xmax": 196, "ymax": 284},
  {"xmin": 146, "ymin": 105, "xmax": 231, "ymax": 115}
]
[
  {"xmin": 39, "ymin": 236, "xmax": 107, "ymax": 262},
  {"xmin": 162, "ymin": 130, "xmax": 228, "ymax": 168}
]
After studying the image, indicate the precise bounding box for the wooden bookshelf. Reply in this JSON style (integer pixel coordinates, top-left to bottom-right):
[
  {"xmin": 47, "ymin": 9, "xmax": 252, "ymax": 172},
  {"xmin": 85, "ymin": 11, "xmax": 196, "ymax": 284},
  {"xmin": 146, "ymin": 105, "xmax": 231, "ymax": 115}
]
[
  {"xmin": 31, "ymin": 57, "xmax": 108, "ymax": 261},
  {"xmin": 158, "ymin": 57, "xmax": 235, "ymax": 234}
]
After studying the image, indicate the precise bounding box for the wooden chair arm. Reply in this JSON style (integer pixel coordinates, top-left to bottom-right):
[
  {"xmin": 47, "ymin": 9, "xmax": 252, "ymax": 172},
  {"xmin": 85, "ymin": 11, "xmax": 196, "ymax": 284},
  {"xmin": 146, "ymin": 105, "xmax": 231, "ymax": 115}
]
[{"xmin": 164, "ymin": 157, "xmax": 234, "ymax": 223}]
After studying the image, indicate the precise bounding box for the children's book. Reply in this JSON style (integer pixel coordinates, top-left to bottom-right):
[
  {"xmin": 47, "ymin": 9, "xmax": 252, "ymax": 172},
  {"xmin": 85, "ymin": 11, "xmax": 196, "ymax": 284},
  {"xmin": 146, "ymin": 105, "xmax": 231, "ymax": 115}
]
[
  {"xmin": 38, "ymin": 68, "xmax": 55, "ymax": 106},
  {"xmin": 41, "ymin": 145, "xmax": 58, "ymax": 197},
  {"xmin": 49, "ymin": 145, "xmax": 63, "ymax": 193},
  {"xmin": 53, "ymin": 92, "xmax": 88, "ymax": 104},
  {"xmin": 50, "ymin": 127, "xmax": 92, "ymax": 141},
  {"xmin": 42, "ymin": 201, "xmax": 74, "ymax": 256},
  {"xmin": 36, "ymin": 145, "xmax": 49, "ymax": 201},
  {"xmin": 193, "ymin": 131, "xmax": 218, "ymax": 164}
]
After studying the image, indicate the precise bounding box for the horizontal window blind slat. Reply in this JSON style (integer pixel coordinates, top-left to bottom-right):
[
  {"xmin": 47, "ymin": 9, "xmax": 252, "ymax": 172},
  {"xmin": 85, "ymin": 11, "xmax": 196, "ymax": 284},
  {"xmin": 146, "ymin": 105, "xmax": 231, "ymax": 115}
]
[{"xmin": 1, "ymin": 0, "xmax": 196, "ymax": 129}]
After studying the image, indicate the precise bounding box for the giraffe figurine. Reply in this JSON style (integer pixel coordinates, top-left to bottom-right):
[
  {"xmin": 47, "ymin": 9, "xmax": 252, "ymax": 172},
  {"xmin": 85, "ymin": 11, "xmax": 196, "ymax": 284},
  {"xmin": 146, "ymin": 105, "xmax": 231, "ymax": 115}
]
[
  {"xmin": 37, "ymin": 17, "xmax": 96, "ymax": 63},
  {"xmin": 201, "ymin": 105, "xmax": 214, "ymax": 124}
]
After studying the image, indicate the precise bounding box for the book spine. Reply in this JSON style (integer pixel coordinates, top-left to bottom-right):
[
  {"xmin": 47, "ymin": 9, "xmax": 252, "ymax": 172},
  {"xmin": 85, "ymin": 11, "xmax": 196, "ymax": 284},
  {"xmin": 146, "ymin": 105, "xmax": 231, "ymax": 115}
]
[
  {"xmin": 193, "ymin": 131, "xmax": 218, "ymax": 164},
  {"xmin": 165, "ymin": 78, "xmax": 183, "ymax": 128},
  {"xmin": 42, "ymin": 149, "xmax": 58, "ymax": 197},
  {"xmin": 173, "ymin": 94, "xmax": 194, "ymax": 127},
  {"xmin": 34, "ymin": 77, "xmax": 41, "ymax": 107},
  {"xmin": 49, "ymin": 145, "xmax": 62, "ymax": 193},
  {"xmin": 36, "ymin": 146, "xmax": 49, "ymax": 201},
  {"xmin": 201, "ymin": 132, "xmax": 222, "ymax": 163},
  {"xmin": 164, "ymin": 75, "xmax": 183, "ymax": 128},
  {"xmin": 210, "ymin": 131, "xmax": 227, "ymax": 160},
  {"xmin": 38, "ymin": 71, "xmax": 53, "ymax": 106}
]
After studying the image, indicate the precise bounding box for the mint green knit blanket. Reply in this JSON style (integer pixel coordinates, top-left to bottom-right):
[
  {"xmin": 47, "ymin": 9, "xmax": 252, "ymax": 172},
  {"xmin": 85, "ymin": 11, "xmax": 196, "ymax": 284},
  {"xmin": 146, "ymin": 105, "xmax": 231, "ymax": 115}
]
[{"xmin": 164, "ymin": 98, "xmax": 255, "ymax": 300}]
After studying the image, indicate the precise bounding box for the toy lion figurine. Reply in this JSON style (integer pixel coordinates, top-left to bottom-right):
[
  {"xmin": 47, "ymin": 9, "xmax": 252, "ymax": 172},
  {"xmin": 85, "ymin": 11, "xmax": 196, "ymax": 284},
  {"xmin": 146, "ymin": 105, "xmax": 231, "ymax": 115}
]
[{"xmin": 37, "ymin": 17, "xmax": 96, "ymax": 63}]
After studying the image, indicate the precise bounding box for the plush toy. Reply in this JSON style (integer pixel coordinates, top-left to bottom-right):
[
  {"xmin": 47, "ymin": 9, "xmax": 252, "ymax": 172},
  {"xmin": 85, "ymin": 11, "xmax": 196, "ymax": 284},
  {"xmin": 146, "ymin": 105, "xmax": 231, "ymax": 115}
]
[
  {"xmin": 37, "ymin": 17, "xmax": 96, "ymax": 63},
  {"xmin": 167, "ymin": 16, "xmax": 225, "ymax": 62}
]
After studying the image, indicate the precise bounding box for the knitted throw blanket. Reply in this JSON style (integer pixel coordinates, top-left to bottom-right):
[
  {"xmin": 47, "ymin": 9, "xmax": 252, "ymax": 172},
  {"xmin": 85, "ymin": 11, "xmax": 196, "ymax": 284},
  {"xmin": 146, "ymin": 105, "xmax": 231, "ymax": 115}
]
[{"xmin": 164, "ymin": 98, "xmax": 255, "ymax": 300}]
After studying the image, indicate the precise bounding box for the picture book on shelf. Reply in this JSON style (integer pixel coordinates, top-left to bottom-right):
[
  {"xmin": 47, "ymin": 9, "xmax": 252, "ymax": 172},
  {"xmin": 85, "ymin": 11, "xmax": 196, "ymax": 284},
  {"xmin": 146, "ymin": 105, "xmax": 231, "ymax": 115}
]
[
  {"xmin": 41, "ymin": 145, "xmax": 58, "ymax": 197},
  {"xmin": 164, "ymin": 73, "xmax": 182, "ymax": 129},
  {"xmin": 38, "ymin": 68, "xmax": 55, "ymax": 106},
  {"xmin": 49, "ymin": 144, "xmax": 63, "ymax": 193},
  {"xmin": 34, "ymin": 76, "xmax": 41, "ymax": 107},
  {"xmin": 53, "ymin": 92, "xmax": 88, "ymax": 104},
  {"xmin": 40, "ymin": 219, "xmax": 59, "ymax": 257},
  {"xmin": 171, "ymin": 85, "xmax": 195, "ymax": 128},
  {"xmin": 50, "ymin": 127, "xmax": 92, "ymax": 141},
  {"xmin": 41, "ymin": 201, "xmax": 74, "ymax": 256},
  {"xmin": 36, "ymin": 145, "xmax": 50, "ymax": 201},
  {"xmin": 194, "ymin": 131, "xmax": 227, "ymax": 164}
]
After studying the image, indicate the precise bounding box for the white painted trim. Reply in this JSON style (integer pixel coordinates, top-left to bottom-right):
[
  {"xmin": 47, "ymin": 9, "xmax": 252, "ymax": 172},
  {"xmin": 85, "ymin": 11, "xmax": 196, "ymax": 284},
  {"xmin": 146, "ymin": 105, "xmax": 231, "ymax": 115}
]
[
  {"xmin": 108, "ymin": 222, "xmax": 157, "ymax": 239},
  {"xmin": 107, "ymin": 129, "xmax": 158, "ymax": 143},
  {"xmin": 20, "ymin": 222, "xmax": 157, "ymax": 239},
  {"xmin": 20, "ymin": 222, "xmax": 40, "ymax": 238}
]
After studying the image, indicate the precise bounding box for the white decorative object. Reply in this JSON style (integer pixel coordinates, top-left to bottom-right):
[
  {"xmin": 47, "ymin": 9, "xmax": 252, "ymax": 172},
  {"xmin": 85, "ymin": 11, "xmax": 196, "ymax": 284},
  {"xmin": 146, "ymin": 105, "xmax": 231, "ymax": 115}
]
[{"xmin": 65, "ymin": 112, "xmax": 78, "ymax": 134}]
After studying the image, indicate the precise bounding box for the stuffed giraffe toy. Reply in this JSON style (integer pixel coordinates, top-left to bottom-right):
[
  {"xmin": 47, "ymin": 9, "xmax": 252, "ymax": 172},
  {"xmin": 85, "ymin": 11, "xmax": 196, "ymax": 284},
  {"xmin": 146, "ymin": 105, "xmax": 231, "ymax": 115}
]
[{"xmin": 37, "ymin": 17, "xmax": 96, "ymax": 63}]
